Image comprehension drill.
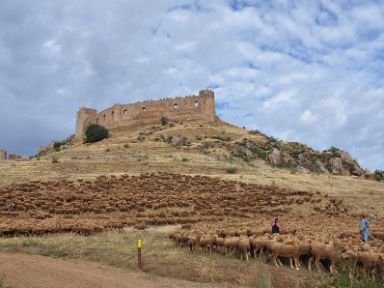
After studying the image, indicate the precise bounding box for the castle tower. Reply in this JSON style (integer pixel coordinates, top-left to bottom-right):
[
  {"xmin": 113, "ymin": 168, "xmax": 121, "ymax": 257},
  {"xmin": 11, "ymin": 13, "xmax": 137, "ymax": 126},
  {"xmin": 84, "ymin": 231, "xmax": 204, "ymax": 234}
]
[
  {"xmin": 75, "ymin": 107, "xmax": 97, "ymax": 138},
  {"xmin": 198, "ymin": 89, "xmax": 215, "ymax": 115}
]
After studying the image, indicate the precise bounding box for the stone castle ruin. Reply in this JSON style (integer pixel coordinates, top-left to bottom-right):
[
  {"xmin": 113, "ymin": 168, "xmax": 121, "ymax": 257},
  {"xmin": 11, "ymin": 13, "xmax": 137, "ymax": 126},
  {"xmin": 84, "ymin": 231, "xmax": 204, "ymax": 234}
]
[{"xmin": 76, "ymin": 89, "xmax": 217, "ymax": 137}]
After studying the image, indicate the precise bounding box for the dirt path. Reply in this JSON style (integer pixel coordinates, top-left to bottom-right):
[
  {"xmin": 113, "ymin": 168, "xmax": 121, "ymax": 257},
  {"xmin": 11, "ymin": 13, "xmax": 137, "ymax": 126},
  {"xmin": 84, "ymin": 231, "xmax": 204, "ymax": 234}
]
[{"xmin": 0, "ymin": 253, "xmax": 239, "ymax": 288}]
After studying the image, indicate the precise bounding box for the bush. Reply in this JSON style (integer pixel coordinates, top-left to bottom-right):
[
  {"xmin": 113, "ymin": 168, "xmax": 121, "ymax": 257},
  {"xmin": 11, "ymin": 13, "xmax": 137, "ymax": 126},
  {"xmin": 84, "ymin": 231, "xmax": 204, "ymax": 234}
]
[
  {"xmin": 53, "ymin": 141, "xmax": 62, "ymax": 151},
  {"xmin": 374, "ymin": 170, "xmax": 384, "ymax": 181},
  {"xmin": 85, "ymin": 124, "xmax": 109, "ymax": 143},
  {"xmin": 160, "ymin": 134, "xmax": 173, "ymax": 144},
  {"xmin": 52, "ymin": 156, "xmax": 59, "ymax": 164},
  {"xmin": 160, "ymin": 116, "xmax": 168, "ymax": 126},
  {"xmin": 225, "ymin": 167, "xmax": 238, "ymax": 174}
]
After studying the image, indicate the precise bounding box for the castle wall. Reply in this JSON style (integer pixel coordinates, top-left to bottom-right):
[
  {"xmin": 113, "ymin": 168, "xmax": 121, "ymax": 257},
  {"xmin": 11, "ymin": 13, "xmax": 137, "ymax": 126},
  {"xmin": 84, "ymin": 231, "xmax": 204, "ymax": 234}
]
[{"xmin": 75, "ymin": 89, "xmax": 216, "ymax": 138}]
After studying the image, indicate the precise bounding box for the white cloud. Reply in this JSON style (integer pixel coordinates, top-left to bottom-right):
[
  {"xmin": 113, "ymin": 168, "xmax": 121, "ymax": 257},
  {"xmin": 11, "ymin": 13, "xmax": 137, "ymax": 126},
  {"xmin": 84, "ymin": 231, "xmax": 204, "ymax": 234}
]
[
  {"xmin": 299, "ymin": 110, "xmax": 317, "ymax": 124},
  {"xmin": 0, "ymin": 0, "xmax": 383, "ymax": 170}
]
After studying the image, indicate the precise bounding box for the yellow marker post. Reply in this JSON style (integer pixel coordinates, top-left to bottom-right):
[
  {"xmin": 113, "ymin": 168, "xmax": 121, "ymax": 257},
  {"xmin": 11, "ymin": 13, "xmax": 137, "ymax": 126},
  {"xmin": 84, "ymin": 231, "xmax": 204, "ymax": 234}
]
[{"xmin": 137, "ymin": 239, "xmax": 142, "ymax": 269}]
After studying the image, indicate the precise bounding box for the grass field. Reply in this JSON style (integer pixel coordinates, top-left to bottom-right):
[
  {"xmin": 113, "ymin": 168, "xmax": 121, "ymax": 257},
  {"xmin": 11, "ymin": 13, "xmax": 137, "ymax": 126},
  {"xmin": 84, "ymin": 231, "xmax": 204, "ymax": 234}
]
[{"xmin": 0, "ymin": 122, "xmax": 383, "ymax": 287}]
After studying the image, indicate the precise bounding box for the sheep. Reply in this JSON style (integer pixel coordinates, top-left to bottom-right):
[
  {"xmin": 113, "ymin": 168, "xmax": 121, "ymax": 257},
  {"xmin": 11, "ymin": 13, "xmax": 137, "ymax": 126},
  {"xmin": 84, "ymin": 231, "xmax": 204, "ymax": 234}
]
[
  {"xmin": 237, "ymin": 236, "xmax": 250, "ymax": 261},
  {"xmin": 269, "ymin": 234, "xmax": 301, "ymax": 270},
  {"xmin": 223, "ymin": 237, "xmax": 238, "ymax": 256},
  {"xmin": 309, "ymin": 236, "xmax": 337, "ymax": 274}
]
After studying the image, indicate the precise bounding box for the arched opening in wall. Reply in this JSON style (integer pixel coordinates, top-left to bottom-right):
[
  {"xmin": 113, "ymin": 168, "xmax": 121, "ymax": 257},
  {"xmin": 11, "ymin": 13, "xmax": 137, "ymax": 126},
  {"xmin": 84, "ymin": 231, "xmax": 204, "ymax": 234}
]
[
  {"xmin": 112, "ymin": 111, "xmax": 114, "ymax": 116},
  {"xmin": 96, "ymin": 118, "xmax": 99, "ymax": 124},
  {"xmin": 123, "ymin": 109, "xmax": 128, "ymax": 116},
  {"xmin": 174, "ymin": 103, "xmax": 178, "ymax": 109},
  {"xmin": 103, "ymin": 114, "xmax": 106, "ymax": 121},
  {"xmin": 142, "ymin": 107, "xmax": 146, "ymax": 112},
  {"xmin": 195, "ymin": 100, "xmax": 199, "ymax": 107}
]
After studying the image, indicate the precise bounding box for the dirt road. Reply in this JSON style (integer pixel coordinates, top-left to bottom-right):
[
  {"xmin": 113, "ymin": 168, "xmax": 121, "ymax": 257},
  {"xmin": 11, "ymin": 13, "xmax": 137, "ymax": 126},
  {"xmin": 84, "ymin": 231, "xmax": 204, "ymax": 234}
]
[{"xmin": 0, "ymin": 253, "xmax": 239, "ymax": 288}]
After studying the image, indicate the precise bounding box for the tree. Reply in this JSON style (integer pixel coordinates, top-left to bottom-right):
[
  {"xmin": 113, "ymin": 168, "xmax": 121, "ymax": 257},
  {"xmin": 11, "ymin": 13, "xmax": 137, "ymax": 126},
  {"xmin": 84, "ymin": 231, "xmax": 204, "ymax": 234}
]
[{"xmin": 85, "ymin": 124, "xmax": 109, "ymax": 143}]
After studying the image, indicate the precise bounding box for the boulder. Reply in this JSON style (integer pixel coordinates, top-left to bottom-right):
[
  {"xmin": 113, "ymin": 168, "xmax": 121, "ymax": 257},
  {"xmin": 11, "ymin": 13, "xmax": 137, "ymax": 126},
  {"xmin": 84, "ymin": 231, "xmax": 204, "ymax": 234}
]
[
  {"xmin": 329, "ymin": 157, "xmax": 344, "ymax": 174},
  {"xmin": 340, "ymin": 151, "xmax": 364, "ymax": 176},
  {"xmin": 298, "ymin": 153, "xmax": 313, "ymax": 169},
  {"xmin": 315, "ymin": 160, "xmax": 329, "ymax": 173},
  {"xmin": 0, "ymin": 149, "xmax": 6, "ymax": 160},
  {"xmin": 280, "ymin": 151, "xmax": 297, "ymax": 166},
  {"xmin": 340, "ymin": 151, "xmax": 354, "ymax": 165},
  {"xmin": 171, "ymin": 136, "xmax": 190, "ymax": 146},
  {"xmin": 268, "ymin": 148, "xmax": 282, "ymax": 166},
  {"xmin": 351, "ymin": 163, "xmax": 364, "ymax": 176}
]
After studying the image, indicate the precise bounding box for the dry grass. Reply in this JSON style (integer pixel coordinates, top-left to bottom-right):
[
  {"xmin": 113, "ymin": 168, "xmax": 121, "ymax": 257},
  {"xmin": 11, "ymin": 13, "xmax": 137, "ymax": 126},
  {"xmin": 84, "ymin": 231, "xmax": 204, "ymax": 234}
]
[{"xmin": 0, "ymin": 226, "xmax": 305, "ymax": 288}]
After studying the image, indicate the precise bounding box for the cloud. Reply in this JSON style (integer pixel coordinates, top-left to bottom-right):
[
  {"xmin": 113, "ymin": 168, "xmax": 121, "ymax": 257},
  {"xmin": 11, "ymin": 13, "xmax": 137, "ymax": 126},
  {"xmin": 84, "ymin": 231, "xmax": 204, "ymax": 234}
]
[{"xmin": 0, "ymin": 0, "xmax": 383, "ymax": 170}]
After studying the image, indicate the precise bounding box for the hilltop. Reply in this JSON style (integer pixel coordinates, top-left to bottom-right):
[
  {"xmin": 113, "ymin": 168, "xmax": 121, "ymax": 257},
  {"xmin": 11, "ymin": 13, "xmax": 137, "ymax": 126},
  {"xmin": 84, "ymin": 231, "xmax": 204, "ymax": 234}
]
[{"xmin": 39, "ymin": 119, "xmax": 365, "ymax": 177}]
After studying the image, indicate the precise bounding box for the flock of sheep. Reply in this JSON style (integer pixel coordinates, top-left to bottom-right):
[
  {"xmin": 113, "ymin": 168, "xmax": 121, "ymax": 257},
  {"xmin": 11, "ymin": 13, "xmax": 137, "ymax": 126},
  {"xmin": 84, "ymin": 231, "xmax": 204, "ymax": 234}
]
[
  {"xmin": 0, "ymin": 172, "xmax": 333, "ymax": 235},
  {"xmin": 170, "ymin": 223, "xmax": 384, "ymax": 281},
  {"xmin": 1, "ymin": 171, "xmax": 383, "ymax": 281}
]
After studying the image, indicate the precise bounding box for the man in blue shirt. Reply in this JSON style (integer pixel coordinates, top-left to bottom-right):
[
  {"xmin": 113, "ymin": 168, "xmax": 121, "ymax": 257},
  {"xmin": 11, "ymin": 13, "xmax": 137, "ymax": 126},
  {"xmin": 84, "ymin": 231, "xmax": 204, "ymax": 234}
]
[{"xmin": 359, "ymin": 214, "xmax": 369, "ymax": 243}]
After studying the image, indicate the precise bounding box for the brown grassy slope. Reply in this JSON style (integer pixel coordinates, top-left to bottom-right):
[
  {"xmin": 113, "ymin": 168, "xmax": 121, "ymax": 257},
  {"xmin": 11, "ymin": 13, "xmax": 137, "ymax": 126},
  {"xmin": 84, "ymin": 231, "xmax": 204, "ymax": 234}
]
[{"xmin": 0, "ymin": 121, "xmax": 383, "ymax": 217}]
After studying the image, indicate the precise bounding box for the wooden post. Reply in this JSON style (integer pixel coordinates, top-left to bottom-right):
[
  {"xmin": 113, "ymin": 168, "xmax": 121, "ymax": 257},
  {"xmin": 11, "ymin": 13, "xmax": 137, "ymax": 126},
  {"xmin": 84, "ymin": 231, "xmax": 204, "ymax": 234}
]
[{"xmin": 137, "ymin": 239, "xmax": 142, "ymax": 269}]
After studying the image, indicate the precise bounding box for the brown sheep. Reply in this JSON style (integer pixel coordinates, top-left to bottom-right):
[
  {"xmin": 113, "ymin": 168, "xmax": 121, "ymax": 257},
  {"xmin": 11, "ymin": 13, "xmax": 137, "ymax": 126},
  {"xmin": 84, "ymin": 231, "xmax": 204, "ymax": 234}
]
[
  {"xmin": 223, "ymin": 237, "xmax": 238, "ymax": 255},
  {"xmin": 309, "ymin": 237, "xmax": 337, "ymax": 274},
  {"xmin": 213, "ymin": 235, "xmax": 225, "ymax": 253},
  {"xmin": 237, "ymin": 236, "xmax": 250, "ymax": 261},
  {"xmin": 199, "ymin": 234, "xmax": 215, "ymax": 254},
  {"xmin": 270, "ymin": 235, "xmax": 300, "ymax": 270},
  {"xmin": 250, "ymin": 234, "xmax": 271, "ymax": 258},
  {"xmin": 344, "ymin": 250, "xmax": 384, "ymax": 279}
]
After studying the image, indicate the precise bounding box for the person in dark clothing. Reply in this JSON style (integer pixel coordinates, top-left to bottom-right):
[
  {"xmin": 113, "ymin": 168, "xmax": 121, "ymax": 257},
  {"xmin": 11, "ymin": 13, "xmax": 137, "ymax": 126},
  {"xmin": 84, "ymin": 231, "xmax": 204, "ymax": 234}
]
[{"xmin": 272, "ymin": 218, "xmax": 281, "ymax": 234}]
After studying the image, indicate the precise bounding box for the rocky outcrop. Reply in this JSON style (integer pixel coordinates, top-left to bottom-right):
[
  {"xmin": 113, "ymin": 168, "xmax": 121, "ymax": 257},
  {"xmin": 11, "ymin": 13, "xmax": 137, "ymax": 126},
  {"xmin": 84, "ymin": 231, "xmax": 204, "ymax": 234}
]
[
  {"xmin": 0, "ymin": 149, "xmax": 6, "ymax": 160},
  {"xmin": 267, "ymin": 148, "xmax": 296, "ymax": 167},
  {"xmin": 329, "ymin": 157, "xmax": 344, "ymax": 174},
  {"xmin": 268, "ymin": 148, "xmax": 281, "ymax": 166},
  {"xmin": 223, "ymin": 135, "xmax": 365, "ymax": 176}
]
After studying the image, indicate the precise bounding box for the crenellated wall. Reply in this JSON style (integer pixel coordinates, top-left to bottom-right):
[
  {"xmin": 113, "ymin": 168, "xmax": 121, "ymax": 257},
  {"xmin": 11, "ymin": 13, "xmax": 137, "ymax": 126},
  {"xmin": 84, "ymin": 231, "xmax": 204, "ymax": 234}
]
[{"xmin": 75, "ymin": 89, "xmax": 217, "ymax": 138}]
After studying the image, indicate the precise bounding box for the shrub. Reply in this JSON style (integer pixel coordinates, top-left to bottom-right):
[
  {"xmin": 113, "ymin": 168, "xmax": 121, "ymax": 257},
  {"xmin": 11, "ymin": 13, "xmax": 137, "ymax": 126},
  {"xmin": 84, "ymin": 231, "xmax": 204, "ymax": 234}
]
[
  {"xmin": 53, "ymin": 141, "xmax": 62, "ymax": 151},
  {"xmin": 85, "ymin": 124, "xmax": 109, "ymax": 143},
  {"xmin": 160, "ymin": 134, "xmax": 173, "ymax": 144},
  {"xmin": 329, "ymin": 146, "xmax": 341, "ymax": 156},
  {"xmin": 160, "ymin": 116, "xmax": 168, "ymax": 126},
  {"xmin": 181, "ymin": 158, "xmax": 189, "ymax": 162},
  {"xmin": 374, "ymin": 170, "xmax": 384, "ymax": 181},
  {"xmin": 123, "ymin": 144, "xmax": 129, "ymax": 148},
  {"xmin": 52, "ymin": 156, "xmax": 59, "ymax": 164},
  {"xmin": 225, "ymin": 167, "xmax": 238, "ymax": 174}
]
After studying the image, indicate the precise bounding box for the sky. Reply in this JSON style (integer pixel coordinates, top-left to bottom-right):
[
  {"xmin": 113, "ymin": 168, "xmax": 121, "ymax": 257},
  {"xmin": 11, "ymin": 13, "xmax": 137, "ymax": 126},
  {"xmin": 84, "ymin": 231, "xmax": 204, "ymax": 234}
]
[{"xmin": 0, "ymin": 0, "xmax": 383, "ymax": 170}]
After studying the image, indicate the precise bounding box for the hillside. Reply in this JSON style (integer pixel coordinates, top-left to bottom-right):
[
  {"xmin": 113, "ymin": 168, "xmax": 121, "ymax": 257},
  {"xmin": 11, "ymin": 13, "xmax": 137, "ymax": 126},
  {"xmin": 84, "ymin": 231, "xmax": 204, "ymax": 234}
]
[
  {"xmin": 1, "ymin": 119, "xmax": 384, "ymax": 287},
  {"xmin": 1, "ymin": 120, "xmax": 383, "ymax": 218},
  {"xmin": 39, "ymin": 120, "xmax": 365, "ymax": 176}
]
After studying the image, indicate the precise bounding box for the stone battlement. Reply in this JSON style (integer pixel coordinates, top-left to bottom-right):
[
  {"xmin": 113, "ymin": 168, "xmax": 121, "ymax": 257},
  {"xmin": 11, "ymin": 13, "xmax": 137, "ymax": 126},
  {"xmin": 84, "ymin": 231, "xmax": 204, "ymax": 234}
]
[{"xmin": 75, "ymin": 89, "xmax": 217, "ymax": 138}]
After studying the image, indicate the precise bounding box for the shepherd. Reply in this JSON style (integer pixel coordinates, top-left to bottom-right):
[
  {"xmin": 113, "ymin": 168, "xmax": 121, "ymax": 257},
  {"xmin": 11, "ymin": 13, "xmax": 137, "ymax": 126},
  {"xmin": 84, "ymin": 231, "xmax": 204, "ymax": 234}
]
[
  {"xmin": 272, "ymin": 218, "xmax": 281, "ymax": 234},
  {"xmin": 359, "ymin": 214, "xmax": 369, "ymax": 243}
]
